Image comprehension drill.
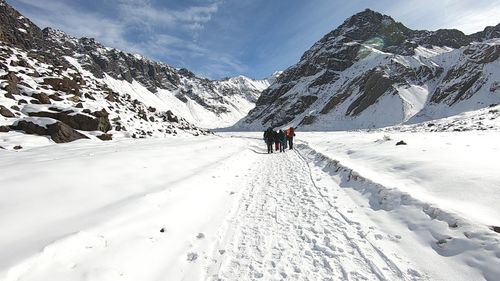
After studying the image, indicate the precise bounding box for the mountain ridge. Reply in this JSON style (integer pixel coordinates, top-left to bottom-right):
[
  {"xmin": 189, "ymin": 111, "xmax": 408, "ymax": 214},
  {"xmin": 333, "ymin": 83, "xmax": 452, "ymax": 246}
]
[{"xmin": 236, "ymin": 8, "xmax": 500, "ymax": 131}]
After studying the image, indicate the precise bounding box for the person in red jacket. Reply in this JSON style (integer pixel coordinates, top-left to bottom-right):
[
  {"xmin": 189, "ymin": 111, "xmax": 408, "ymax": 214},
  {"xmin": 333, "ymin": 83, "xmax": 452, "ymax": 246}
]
[{"xmin": 286, "ymin": 127, "xmax": 296, "ymax": 150}]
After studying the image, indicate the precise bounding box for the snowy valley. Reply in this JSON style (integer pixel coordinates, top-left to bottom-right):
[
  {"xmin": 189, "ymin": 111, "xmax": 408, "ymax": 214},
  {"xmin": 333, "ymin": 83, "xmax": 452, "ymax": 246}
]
[{"xmin": 1, "ymin": 0, "xmax": 500, "ymax": 281}]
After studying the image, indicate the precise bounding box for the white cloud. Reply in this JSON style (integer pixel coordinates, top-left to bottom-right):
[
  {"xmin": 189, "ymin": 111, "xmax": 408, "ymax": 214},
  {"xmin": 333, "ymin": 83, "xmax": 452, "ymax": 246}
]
[{"xmin": 384, "ymin": 0, "xmax": 500, "ymax": 34}]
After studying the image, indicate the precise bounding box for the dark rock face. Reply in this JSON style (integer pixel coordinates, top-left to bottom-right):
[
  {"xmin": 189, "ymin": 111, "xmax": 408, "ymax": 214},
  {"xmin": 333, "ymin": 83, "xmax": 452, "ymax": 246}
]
[
  {"xmin": 28, "ymin": 110, "xmax": 111, "ymax": 132},
  {"xmin": 10, "ymin": 119, "xmax": 88, "ymax": 143},
  {"xmin": 346, "ymin": 70, "xmax": 393, "ymax": 116},
  {"xmin": 0, "ymin": 105, "xmax": 15, "ymax": 117}
]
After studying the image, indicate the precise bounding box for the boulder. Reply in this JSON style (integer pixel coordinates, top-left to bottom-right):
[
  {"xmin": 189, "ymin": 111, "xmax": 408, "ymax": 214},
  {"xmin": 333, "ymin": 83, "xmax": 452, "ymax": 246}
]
[
  {"xmin": 13, "ymin": 145, "xmax": 22, "ymax": 150},
  {"xmin": 396, "ymin": 140, "xmax": 407, "ymax": 146},
  {"xmin": 67, "ymin": 95, "xmax": 80, "ymax": 103},
  {"xmin": 42, "ymin": 77, "xmax": 80, "ymax": 95},
  {"xmin": 97, "ymin": 133, "xmax": 112, "ymax": 141},
  {"xmin": 0, "ymin": 125, "xmax": 10, "ymax": 132},
  {"xmin": 105, "ymin": 93, "xmax": 117, "ymax": 102},
  {"xmin": 48, "ymin": 122, "xmax": 88, "ymax": 143},
  {"xmin": 1, "ymin": 72, "xmax": 20, "ymax": 96},
  {"xmin": 10, "ymin": 119, "xmax": 88, "ymax": 143},
  {"xmin": 165, "ymin": 110, "xmax": 179, "ymax": 123},
  {"xmin": 28, "ymin": 109, "xmax": 111, "ymax": 132},
  {"xmin": 0, "ymin": 105, "xmax": 15, "ymax": 117},
  {"xmin": 48, "ymin": 94, "xmax": 64, "ymax": 101},
  {"xmin": 32, "ymin": 92, "xmax": 51, "ymax": 104}
]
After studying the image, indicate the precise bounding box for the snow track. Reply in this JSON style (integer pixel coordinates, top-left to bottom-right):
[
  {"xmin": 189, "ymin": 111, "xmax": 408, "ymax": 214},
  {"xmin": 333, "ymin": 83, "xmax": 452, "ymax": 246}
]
[{"xmin": 209, "ymin": 147, "xmax": 427, "ymax": 281}]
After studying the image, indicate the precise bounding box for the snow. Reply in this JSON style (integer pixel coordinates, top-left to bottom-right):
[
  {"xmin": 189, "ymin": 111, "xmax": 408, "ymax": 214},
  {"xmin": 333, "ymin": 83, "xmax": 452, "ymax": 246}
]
[
  {"xmin": 396, "ymin": 85, "xmax": 429, "ymax": 121},
  {"xmin": 0, "ymin": 136, "xmax": 259, "ymax": 280},
  {"xmin": 12, "ymin": 117, "xmax": 56, "ymax": 128},
  {"xmin": 1, "ymin": 132, "xmax": 499, "ymax": 280},
  {"xmin": 16, "ymin": 28, "xmax": 27, "ymax": 34},
  {"xmin": 298, "ymin": 131, "xmax": 500, "ymax": 227}
]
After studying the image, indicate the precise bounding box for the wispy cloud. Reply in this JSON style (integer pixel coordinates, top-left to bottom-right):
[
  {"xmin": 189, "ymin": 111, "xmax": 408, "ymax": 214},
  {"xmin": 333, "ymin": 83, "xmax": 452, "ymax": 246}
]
[{"xmin": 115, "ymin": 0, "xmax": 219, "ymax": 37}]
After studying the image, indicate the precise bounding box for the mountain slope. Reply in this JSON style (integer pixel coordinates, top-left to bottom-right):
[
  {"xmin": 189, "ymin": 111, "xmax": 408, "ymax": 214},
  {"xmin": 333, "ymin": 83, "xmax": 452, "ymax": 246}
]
[
  {"xmin": 236, "ymin": 9, "xmax": 500, "ymax": 130},
  {"xmin": 0, "ymin": 0, "xmax": 269, "ymax": 146}
]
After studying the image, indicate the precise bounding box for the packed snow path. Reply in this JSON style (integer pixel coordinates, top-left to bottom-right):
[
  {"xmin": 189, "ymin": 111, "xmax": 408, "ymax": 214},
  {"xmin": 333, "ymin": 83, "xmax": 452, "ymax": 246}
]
[{"xmin": 209, "ymin": 148, "xmax": 426, "ymax": 281}]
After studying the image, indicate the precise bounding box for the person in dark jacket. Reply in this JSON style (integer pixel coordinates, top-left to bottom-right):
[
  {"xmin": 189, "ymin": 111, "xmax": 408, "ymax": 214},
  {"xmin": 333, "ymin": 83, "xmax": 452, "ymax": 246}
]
[
  {"xmin": 278, "ymin": 130, "xmax": 286, "ymax": 152},
  {"xmin": 273, "ymin": 130, "xmax": 280, "ymax": 152},
  {"xmin": 263, "ymin": 127, "xmax": 274, "ymax": 153},
  {"xmin": 286, "ymin": 127, "xmax": 296, "ymax": 150}
]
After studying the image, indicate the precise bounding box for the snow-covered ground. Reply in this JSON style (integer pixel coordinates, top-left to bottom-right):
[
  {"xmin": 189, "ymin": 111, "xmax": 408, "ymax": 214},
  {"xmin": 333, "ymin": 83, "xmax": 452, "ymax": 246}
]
[{"xmin": 1, "ymin": 131, "xmax": 499, "ymax": 280}]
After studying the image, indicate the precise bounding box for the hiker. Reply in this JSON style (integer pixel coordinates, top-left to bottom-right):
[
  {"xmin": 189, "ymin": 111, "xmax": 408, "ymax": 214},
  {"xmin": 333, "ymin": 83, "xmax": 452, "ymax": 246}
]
[
  {"xmin": 274, "ymin": 130, "xmax": 280, "ymax": 152},
  {"xmin": 263, "ymin": 127, "xmax": 274, "ymax": 153},
  {"xmin": 278, "ymin": 130, "xmax": 286, "ymax": 152},
  {"xmin": 286, "ymin": 127, "xmax": 296, "ymax": 150}
]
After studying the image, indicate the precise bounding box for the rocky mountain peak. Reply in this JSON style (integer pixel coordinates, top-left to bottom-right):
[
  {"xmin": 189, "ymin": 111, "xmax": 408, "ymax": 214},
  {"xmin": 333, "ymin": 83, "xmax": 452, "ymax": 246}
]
[
  {"xmin": 238, "ymin": 10, "xmax": 500, "ymax": 130},
  {"xmin": 343, "ymin": 9, "xmax": 396, "ymax": 29},
  {"xmin": 0, "ymin": 0, "xmax": 44, "ymax": 50}
]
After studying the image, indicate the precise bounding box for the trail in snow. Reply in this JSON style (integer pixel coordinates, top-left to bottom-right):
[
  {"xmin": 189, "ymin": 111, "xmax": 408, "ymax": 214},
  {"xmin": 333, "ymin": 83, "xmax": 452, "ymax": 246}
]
[{"xmin": 207, "ymin": 146, "xmax": 427, "ymax": 281}]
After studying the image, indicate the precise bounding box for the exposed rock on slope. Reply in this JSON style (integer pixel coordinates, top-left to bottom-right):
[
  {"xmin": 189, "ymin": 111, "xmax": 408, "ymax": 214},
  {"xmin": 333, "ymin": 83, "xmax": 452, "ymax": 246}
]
[{"xmin": 237, "ymin": 9, "xmax": 500, "ymax": 130}]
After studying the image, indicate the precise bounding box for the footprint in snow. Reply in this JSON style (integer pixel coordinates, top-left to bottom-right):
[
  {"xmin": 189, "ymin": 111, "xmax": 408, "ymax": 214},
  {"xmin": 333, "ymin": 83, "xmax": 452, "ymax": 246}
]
[{"xmin": 196, "ymin": 233, "xmax": 205, "ymax": 239}]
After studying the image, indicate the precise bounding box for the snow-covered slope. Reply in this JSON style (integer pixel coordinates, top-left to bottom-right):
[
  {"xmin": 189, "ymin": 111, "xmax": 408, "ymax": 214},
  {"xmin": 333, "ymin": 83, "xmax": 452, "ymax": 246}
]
[{"xmin": 236, "ymin": 9, "xmax": 500, "ymax": 130}]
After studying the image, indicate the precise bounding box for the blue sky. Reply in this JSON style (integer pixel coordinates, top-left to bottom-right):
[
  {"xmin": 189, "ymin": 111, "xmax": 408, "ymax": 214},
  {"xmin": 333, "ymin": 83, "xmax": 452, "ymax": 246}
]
[{"xmin": 8, "ymin": 0, "xmax": 500, "ymax": 80}]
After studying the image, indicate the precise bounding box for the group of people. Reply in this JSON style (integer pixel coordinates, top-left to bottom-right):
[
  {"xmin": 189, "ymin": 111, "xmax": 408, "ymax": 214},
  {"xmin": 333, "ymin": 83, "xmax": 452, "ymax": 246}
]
[{"xmin": 263, "ymin": 127, "xmax": 296, "ymax": 154}]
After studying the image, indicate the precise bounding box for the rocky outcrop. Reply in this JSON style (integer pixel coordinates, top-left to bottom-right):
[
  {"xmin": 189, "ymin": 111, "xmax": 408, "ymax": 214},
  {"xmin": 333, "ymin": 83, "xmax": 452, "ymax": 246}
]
[
  {"xmin": 28, "ymin": 109, "xmax": 111, "ymax": 132},
  {"xmin": 10, "ymin": 118, "xmax": 88, "ymax": 143}
]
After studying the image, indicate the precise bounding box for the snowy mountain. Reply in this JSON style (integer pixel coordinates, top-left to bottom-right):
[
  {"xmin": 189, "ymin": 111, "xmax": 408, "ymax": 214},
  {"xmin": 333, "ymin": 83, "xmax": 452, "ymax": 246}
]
[
  {"xmin": 236, "ymin": 9, "xmax": 500, "ymax": 130},
  {"xmin": 0, "ymin": 0, "xmax": 269, "ymax": 143}
]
